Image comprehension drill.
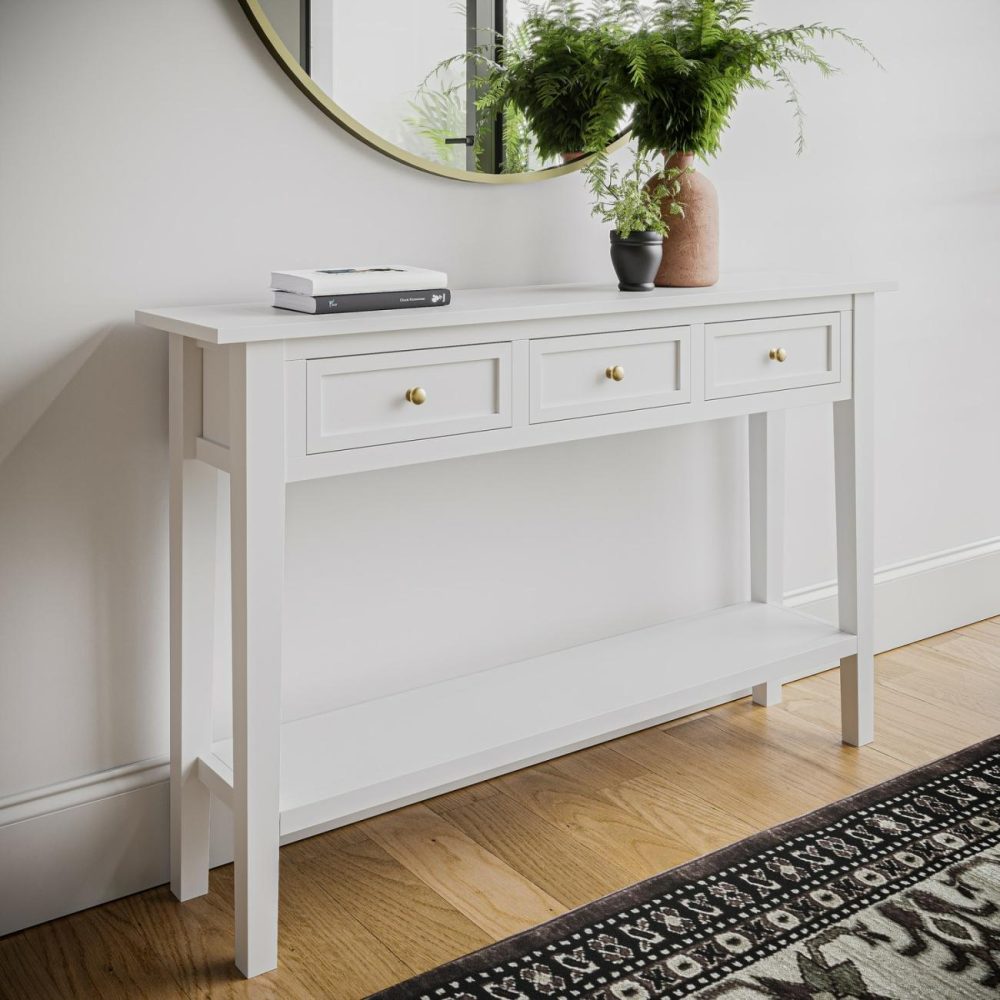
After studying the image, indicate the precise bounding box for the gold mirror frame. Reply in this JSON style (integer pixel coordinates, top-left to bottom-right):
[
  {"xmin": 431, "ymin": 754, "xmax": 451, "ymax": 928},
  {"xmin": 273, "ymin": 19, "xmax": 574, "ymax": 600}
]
[{"xmin": 238, "ymin": 0, "xmax": 628, "ymax": 184}]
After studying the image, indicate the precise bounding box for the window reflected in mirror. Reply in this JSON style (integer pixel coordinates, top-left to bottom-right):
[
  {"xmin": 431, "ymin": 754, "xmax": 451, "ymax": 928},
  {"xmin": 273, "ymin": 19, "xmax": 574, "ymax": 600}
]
[{"xmin": 255, "ymin": 0, "xmax": 622, "ymax": 176}]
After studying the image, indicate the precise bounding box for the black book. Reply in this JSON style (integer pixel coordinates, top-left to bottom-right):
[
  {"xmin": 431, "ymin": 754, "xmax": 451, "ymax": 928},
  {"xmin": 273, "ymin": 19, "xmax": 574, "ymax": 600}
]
[{"xmin": 272, "ymin": 288, "xmax": 451, "ymax": 315}]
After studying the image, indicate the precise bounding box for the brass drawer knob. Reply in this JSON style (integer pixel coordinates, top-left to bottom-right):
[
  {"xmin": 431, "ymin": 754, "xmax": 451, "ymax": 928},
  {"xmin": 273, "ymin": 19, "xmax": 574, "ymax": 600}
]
[
  {"xmin": 405, "ymin": 386, "xmax": 427, "ymax": 405},
  {"xmin": 768, "ymin": 348, "xmax": 788, "ymax": 363},
  {"xmin": 605, "ymin": 365, "xmax": 625, "ymax": 382}
]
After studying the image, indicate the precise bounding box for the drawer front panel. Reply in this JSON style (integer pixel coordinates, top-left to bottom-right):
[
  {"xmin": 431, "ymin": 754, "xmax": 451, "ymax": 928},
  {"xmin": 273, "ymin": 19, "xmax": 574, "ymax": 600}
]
[
  {"xmin": 705, "ymin": 313, "xmax": 841, "ymax": 400},
  {"xmin": 530, "ymin": 327, "xmax": 690, "ymax": 423},
  {"xmin": 307, "ymin": 343, "xmax": 511, "ymax": 453}
]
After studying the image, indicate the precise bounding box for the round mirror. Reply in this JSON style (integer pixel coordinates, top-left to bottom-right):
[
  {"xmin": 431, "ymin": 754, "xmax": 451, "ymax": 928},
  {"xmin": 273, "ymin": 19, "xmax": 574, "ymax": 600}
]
[{"xmin": 240, "ymin": 0, "xmax": 626, "ymax": 183}]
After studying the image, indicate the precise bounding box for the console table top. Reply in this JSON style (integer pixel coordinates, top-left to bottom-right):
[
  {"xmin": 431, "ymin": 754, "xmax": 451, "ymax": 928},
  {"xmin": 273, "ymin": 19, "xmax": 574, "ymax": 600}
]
[{"xmin": 136, "ymin": 271, "xmax": 895, "ymax": 345}]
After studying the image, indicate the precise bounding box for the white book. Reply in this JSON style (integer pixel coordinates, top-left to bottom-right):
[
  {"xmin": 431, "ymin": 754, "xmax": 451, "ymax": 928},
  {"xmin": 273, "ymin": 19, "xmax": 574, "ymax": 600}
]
[{"xmin": 271, "ymin": 265, "xmax": 448, "ymax": 296}]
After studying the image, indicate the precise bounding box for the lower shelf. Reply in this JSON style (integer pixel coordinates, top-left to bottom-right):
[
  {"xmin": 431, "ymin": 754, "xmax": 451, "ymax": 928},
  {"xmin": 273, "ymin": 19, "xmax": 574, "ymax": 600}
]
[{"xmin": 208, "ymin": 601, "xmax": 856, "ymax": 840}]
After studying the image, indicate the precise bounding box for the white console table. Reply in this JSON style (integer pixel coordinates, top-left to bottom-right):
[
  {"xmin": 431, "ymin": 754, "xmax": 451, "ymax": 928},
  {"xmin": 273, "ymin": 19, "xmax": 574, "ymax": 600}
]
[{"xmin": 137, "ymin": 272, "xmax": 890, "ymax": 978}]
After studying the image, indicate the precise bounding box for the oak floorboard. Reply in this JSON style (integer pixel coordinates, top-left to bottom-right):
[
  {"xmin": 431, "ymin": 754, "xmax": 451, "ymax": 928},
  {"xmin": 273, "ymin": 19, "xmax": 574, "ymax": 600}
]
[
  {"xmin": 710, "ymin": 695, "xmax": 907, "ymax": 789},
  {"xmin": 603, "ymin": 768, "xmax": 759, "ymax": 861},
  {"xmin": 253, "ymin": 853, "xmax": 415, "ymax": 1000},
  {"xmin": 879, "ymin": 644, "xmax": 1000, "ymax": 714},
  {"xmin": 685, "ymin": 708, "xmax": 897, "ymax": 801},
  {"xmin": 660, "ymin": 705, "xmax": 719, "ymax": 730},
  {"xmin": 0, "ymin": 894, "xmax": 205, "ymax": 1000},
  {"xmin": 787, "ymin": 659, "xmax": 997, "ymax": 767},
  {"xmin": 956, "ymin": 615, "xmax": 1000, "ymax": 643},
  {"xmin": 854, "ymin": 660, "xmax": 998, "ymax": 750},
  {"xmin": 927, "ymin": 632, "xmax": 1000, "ymax": 672},
  {"xmin": 212, "ymin": 850, "xmax": 417, "ymax": 1000},
  {"xmin": 432, "ymin": 790, "xmax": 637, "ymax": 908},
  {"xmin": 286, "ymin": 833, "xmax": 491, "ymax": 976},
  {"xmin": 2, "ymin": 625, "xmax": 998, "ymax": 1000},
  {"xmin": 423, "ymin": 777, "xmax": 502, "ymax": 814},
  {"xmin": 613, "ymin": 717, "xmax": 836, "ymax": 830},
  {"xmin": 918, "ymin": 628, "xmax": 964, "ymax": 648},
  {"xmin": 542, "ymin": 742, "xmax": 651, "ymax": 790},
  {"xmin": 490, "ymin": 765, "xmax": 696, "ymax": 880},
  {"xmin": 361, "ymin": 803, "xmax": 564, "ymax": 939}
]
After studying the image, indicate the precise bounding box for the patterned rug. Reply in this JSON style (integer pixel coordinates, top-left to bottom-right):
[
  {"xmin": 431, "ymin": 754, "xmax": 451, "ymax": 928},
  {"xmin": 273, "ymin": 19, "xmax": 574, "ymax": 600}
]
[{"xmin": 368, "ymin": 735, "xmax": 1000, "ymax": 1000}]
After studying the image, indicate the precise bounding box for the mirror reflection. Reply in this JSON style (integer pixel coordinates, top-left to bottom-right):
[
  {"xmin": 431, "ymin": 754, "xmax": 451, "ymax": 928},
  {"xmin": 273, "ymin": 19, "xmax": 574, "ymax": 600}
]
[{"xmin": 257, "ymin": 0, "xmax": 622, "ymax": 175}]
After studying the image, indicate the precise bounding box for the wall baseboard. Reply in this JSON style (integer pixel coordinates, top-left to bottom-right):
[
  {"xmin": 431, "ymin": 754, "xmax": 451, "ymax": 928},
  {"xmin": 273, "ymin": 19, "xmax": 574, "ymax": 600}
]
[
  {"xmin": 785, "ymin": 536, "xmax": 1000, "ymax": 654},
  {"xmin": 0, "ymin": 772, "xmax": 234, "ymax": 938},
  {"xmin": 3, "ymin": 536, "xmax": 998, "ymax": 937}
]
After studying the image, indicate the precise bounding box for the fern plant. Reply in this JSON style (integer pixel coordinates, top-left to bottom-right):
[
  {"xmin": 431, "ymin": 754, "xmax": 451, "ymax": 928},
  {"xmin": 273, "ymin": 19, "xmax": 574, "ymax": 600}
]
[
  {"xmin": 477, "ymin": 1, "xmax": 641, "ymax": 161},
  {"xmin": 585, "ymin": 144, "xmax": 684, "ymax": 238},
  {"xmin": 619, "ymin": 0, "xmax": 880, "ymax": 158}
]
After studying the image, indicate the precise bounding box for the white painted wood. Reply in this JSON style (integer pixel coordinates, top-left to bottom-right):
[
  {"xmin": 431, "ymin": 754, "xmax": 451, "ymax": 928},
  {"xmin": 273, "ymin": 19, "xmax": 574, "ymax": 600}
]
[
  {"xmin": 834, "ymin": 294, "xmax": 876, "ymax": 747},
  {"xmin": 19, "ymin": 519, "xmax": 1000, "ymax": 939},
  {"xmin": 749, "ymin": 410, "xmax": 787, "ymax": 708},
  {"xmin": 705, "ymin": 313, "xmax": 841, "ymax": 400},
  {"xmin": 839, "ymin": 309, "xmax": 854, "ymax": 397},
  {"xmin": 689, "ymin": 323, "xmax": 706, "ymax": 407},
  {"xmin": 211, "ymin": 602, "xmax": 856, "ymax": 838},
  {"xmin": 200, "ymin": 343, "xmax": 230, "ymax": 447},
  {"xmin": 11, "ymin": 533, "xmax": 999, "ymax": 939},
  {"xmin": 277, "ymin": 296, "xmax": 856, "ymax": 363},
  {"xmin": 748, "ymin": 411, "xmax": 786, "ymax": 606},
  {"xmin": 751, "ymin": 679, "xmax": 783, "ymax": 708},
  {"xmin": 197, "ymin": 754, "xmax": 234, "ymax": 808},
  {"xmin": 287, "ymin": 376, "xmax": 851, "ymax": 482},
  {"xmin": 283, "ymin": 359, "xmax": 308, "ymax": 474},
  {"xmin": 228, "ymin": 341, "xmax": 286, "ymax": 977},
  {"xmin": 138, "ymin": 277, "xmax": 888, "ymax": 976},
  {"xmin": 0, "ymin": 757, "xmax": 168, "ymax": 829},
  {"xmin": 305, "ymin": 342, "xmax": 511, "ymax": 453},
  {"xmin": 790, "ymin": 536, "xmax": 1000, "ymax": 653},
  {"xmin": 529, "ymin": 327, "xmax": 689, "ymax": 423},
  {"xmin": 0, "ymin": 776, "xmax": 172, "ymax": 939},
  {"xmin": 168, "ymin": 335, "xmax": 217, "ymax": 902},
  {"xmin": 511, "ymin": 338, "xmax": 530, "ymax": 427},
  {"xmin": 134, "ymin": 273, "xmax": 894, "ymax": 344},
  {"xmin": 194, "ymin": 436, "xmax": 230, "ymax": 473}
]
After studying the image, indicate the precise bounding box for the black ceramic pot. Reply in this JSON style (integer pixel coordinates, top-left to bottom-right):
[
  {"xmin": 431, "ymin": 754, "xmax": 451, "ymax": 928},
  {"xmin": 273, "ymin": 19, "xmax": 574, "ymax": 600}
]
[{"xmin": 609, "ymin": 230, "xmax": 663, "ymax": 292}]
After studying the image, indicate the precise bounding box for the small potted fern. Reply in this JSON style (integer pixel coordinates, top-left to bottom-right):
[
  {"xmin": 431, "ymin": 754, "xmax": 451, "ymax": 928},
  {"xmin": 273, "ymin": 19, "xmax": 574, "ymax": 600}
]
[{"xmin": 586, "ymin": 146, "xmax": 684, "ymax": 292}]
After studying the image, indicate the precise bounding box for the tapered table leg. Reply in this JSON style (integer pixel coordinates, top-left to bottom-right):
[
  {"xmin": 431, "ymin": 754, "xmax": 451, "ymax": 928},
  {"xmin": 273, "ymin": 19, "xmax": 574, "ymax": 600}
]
[
  {"xmin": 835, "ymin": 295, "xmax": 875, "ymax": 747},
  {"xmin": 229, "ymin": 342, "xmax": 286, "ymax": 977},
  {"xmin": 749, "ymin": 409, "xmax": 786, "ymax": 708},
  {"xmin": 169, "ymin": 335, "xmax": 217, "ymax": 901}
]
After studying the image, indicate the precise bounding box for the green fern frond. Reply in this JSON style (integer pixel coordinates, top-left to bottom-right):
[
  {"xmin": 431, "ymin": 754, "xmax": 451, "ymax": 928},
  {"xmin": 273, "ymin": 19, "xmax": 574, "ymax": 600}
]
[
  {"xmin": 430, "ymin": 0, "xmax": 878, "ymax": 172},
  {"xmin": 584, "ymin": 141, "xmax": 686, "ymax": 238},
  {"xmin": 624, "ymin": 0, "xmax": 880, "ymax": 158}
]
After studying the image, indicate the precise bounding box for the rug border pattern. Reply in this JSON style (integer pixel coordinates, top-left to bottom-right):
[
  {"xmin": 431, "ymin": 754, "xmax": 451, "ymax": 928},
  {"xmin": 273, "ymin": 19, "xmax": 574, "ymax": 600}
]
[{"xmin": 367, "ymin": 733, "xmax": 1000, "ymax": 1000}]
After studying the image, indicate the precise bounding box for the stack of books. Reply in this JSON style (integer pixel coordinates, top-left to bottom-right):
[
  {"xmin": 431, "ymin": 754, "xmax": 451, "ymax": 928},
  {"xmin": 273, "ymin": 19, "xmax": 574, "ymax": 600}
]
[{"xmin": 271, "ymin": 265, "xmax": 451, "ymax": 315}]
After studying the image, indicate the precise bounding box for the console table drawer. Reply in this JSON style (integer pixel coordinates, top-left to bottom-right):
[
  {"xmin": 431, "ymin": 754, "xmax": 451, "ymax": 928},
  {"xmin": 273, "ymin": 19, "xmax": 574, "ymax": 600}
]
[
  {"xmin": 705, "ymin": 313, "xmax": 841, "ymax": 400},
  {"xmin": 529, "ymin": 327, "xmax": 690, "ymax": 423},
  {"xmin": 306, "ymin": 343, "xmax": 511, "ymax": 452}
]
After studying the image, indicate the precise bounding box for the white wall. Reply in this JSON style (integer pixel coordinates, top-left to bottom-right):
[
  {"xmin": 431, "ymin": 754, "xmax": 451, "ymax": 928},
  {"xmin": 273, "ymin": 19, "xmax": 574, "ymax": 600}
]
[{"xmin": 1, "ymin": 0, "xmax": 999, "ymax": 934}]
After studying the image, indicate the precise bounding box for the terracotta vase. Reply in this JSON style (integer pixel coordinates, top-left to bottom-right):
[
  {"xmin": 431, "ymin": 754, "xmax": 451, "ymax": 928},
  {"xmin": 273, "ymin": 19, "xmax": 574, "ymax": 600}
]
[
  {"xmin": 650, "ymin": 151, "xmax": 719, "ymax": 288},
  {"xmin": 560, "ymin": 151, "xmax": 585, "ymax": 163}
]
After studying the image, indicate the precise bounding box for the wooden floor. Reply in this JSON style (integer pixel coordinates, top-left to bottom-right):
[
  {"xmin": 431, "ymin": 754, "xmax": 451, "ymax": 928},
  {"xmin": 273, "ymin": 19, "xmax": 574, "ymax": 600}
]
[{"xmin": 2, "ymin": 618, "xmax": 999, "ymax": 1000}]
